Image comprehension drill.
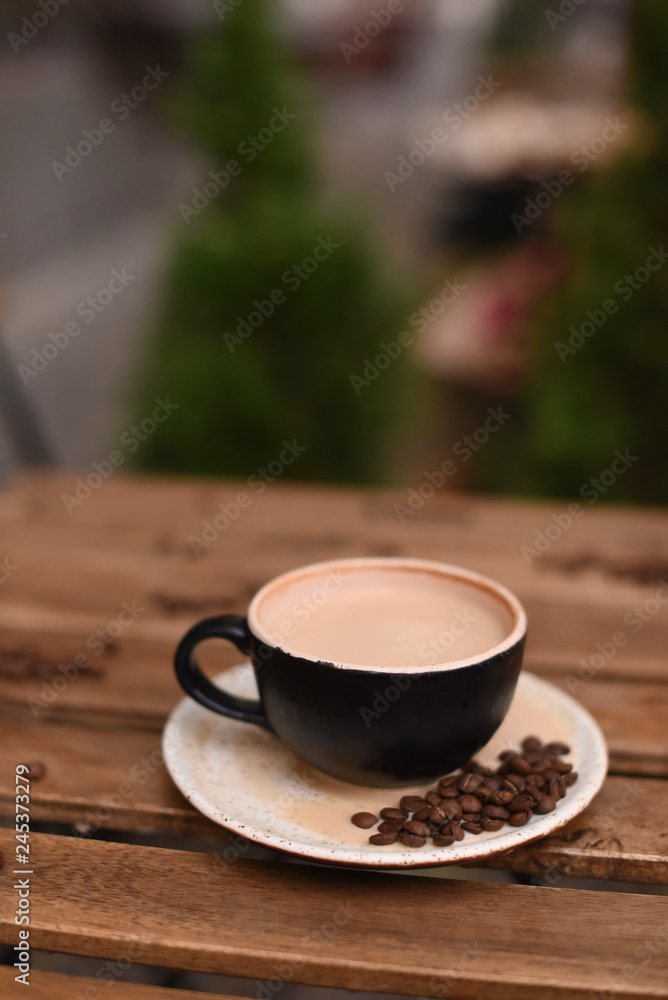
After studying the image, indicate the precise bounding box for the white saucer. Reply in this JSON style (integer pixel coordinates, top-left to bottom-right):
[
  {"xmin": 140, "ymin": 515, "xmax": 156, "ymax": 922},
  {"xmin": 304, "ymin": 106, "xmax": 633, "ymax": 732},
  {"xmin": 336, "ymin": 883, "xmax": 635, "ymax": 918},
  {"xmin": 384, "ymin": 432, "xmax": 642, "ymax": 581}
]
[{"xmin": 163, "ymin": 667, "xmax": 607, "ymax": 869}]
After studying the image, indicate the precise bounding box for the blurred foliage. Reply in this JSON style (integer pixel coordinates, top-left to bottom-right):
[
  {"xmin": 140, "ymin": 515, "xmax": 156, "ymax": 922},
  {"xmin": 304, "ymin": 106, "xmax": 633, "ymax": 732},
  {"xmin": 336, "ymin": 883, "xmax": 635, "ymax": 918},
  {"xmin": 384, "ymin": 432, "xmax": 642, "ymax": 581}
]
[
  {"xmin": 480, "ymin": 0, "xmax": 668, "ymax": 503},
  {"xmin": 136, "ymin": 0, "xmax": 415, "ymax": 484}
]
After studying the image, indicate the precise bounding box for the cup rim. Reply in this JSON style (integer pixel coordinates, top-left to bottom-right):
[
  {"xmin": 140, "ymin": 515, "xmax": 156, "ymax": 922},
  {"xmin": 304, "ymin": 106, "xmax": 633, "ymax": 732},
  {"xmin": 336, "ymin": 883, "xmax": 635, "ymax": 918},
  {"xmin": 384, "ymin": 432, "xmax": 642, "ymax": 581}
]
[{"xmin": 247, "ymin": 557, "xmax": 527, "ymax": 673}]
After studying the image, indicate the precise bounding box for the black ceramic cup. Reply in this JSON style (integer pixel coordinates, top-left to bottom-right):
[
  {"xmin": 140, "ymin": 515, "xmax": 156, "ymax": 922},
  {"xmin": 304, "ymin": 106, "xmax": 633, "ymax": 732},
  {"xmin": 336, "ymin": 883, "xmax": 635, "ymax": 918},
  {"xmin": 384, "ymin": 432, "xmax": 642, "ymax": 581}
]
[{"xmin": 174, "ymin": 557, "xmax": 527, "ymax": 787}]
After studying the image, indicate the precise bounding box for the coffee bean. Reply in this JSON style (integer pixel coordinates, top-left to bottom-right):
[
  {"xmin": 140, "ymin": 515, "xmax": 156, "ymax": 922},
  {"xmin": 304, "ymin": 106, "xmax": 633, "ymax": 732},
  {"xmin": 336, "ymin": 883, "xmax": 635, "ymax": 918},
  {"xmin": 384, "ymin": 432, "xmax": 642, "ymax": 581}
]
[
  {"xmin": 400, "ymin": 795, "xmax": 427, "ymax": 812},
  {"xmin": 378, "ymin": 821, "xmax": 402, "ymax": 834},
  {"xmin": 350, "ymin": 734, "xmax": 579, "ymax": 849},
  {"xmin": 399, "ymin": 832, "xmax": 427, "ymax": 848},
  {"xmin": 403, "ymin": 820, "xmax": 430, "ymax": 838},
  {"xmin": 490, "ymin": 789, "xmax": 514, "ymax": 806},
  {"xmin": 548, "ymin": 778, "xmax": 562, "ymax": 801},
  {"xmin": 458, "ymin": 794, "xmax": 483, "ymax": 813},
  {"xmin": 521, "ymin": 736, "xmax": 543, "ymax": 752},
  {"xmin": 438, "ymin": 773, "xmax": 459, "ymax": 788},
  {"xmin": 439, "ymin": 784, "xmax": 460, "ymax": 798},
  {"xmin": 482, "ymin": 804, "xmax": 510, "ymax": 820},
  {"xmin": 440, "ymin": 800, "xmax": 462, "ymax": 822},
  {"xmin": 369, "ymin": 832, "xmax": 398, "ymax": 845},
  {"xmin": 505, "ymin": 755, "xmax": 533, "ymax": 775},
  {"xmin": 508, "ymin": 793, "xmax": 533, "ymax": 813},
  {"xmin": 380, "ymin": 807, "xmax": 408, "ymax": 822},
  {"xmin": 480, "ymin": 817, "xmax": 505, "ymax": 832},
  {"xmin": 26, "ymin": 760, "xmax": 47, "ymax": 780},
  {"xmin": 432, "ymin": 834, "xmax": 456, "ymax": 847},
  {"xmin": 352, "ymin": 811, "xmax": 378, "ymax": 829},
  {"xmin": 458, "ymin": 772, "xmax": 483, "ymax": 793},
  {"xmin": 476, "ymin": 784, "xmax": 494, "ymax": 802}
]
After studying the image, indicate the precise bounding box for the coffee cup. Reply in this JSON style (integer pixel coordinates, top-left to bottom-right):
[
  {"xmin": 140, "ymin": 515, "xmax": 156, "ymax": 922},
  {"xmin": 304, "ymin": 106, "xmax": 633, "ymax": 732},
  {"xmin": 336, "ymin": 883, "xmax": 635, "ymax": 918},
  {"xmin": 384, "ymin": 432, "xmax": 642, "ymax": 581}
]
[{"xmin": 174, "ymin": 557, "xmax": 527, "ymax": 787}]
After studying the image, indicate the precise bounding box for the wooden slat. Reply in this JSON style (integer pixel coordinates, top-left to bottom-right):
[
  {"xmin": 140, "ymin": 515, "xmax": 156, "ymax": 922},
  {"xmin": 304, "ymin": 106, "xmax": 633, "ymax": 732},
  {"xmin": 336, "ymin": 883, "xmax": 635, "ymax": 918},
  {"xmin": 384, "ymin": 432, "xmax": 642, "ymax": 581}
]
[
  {"xmin": 0, "ymin": 967, "xmax": 234, "ymax": 1000},
  {"xmin": 2, "ymin": 473, "xmax": 668, "ymax": 684},
  {"xmin": 1, "ymin": 721, "xmax": 667, "ymax": 884},
  {"xmin": 1, "ymin": 475, "xmax": 668, "ymax": 771},
  {"xmin": 2, "ymin": 648, "xmax": 667, "ymax": 776},
  {"xmin": 1, "ymin": 831, "xmax": 667, "ymax": 1000}
]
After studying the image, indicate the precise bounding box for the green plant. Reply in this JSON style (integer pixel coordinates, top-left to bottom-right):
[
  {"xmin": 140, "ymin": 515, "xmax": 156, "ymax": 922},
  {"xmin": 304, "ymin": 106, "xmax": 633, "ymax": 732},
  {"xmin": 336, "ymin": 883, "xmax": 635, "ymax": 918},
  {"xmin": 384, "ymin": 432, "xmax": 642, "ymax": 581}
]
[
  {"xmin": 479, "ymin": 0, "xmax": 668, "ymax": 503},
  {"xmin": 135, "ymin": 0, "xmax": 415, "ymax": 484}
]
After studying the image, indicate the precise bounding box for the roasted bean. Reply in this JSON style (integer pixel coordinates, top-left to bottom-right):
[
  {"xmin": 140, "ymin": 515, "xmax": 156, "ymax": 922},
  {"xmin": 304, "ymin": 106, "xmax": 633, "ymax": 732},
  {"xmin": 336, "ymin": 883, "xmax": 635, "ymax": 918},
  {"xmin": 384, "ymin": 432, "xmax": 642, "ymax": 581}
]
[
  {"xmin": 351, "ymin": 812, "xmax": 378, "ymax": 829},
  {"xmin": 399, "ymin": 832, "xmax": 426, "ymax": 848},
  {"xmin": 369, "ymin": 832, "xmax": 398, "ymax": 845}
]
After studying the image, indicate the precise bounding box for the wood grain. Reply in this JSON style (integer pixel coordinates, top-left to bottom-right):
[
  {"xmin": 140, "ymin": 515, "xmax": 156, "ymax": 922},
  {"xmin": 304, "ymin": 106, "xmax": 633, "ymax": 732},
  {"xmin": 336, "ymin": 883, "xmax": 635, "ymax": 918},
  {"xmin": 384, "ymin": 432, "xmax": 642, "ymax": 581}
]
[
  {"xmin": 1, "ymin": 831, "xmax": 667, "ymax": 1000},
  {"xmin": 1, "ymin": 474, "xmax": 668, "ymax": 775},
  {"xmin": 1, "ymin": 721, "xmax": 667, "ymax": 884},
  {"xmin": 0, "ymin": 967, "xmax": 233, "ymax": 1000}
]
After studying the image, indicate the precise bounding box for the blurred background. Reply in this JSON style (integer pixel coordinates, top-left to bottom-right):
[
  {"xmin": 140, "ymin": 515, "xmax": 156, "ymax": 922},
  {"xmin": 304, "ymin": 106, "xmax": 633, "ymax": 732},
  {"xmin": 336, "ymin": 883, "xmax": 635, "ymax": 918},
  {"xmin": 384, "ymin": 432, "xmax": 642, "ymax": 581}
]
[{"xmin": 1, "ymin": 0, "xmax": 666, "ymax": 502}]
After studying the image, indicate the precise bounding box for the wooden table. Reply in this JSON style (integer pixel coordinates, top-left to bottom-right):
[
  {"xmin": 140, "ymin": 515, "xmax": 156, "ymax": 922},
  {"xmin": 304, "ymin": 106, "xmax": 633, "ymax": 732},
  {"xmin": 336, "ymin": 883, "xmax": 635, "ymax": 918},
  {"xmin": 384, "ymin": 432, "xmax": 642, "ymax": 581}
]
[{"xmin": 1, "ymin": 472, "xmax": 667, "ymax": 1000}]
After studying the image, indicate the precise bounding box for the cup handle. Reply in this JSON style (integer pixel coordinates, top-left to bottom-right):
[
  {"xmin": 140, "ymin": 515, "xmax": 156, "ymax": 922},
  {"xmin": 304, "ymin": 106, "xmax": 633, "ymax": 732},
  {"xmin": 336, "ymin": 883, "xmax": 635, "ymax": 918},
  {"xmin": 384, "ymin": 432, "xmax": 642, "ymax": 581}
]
[{"xmin": 174, "ymin": 615, "xmax": 272, "ymax": 730}]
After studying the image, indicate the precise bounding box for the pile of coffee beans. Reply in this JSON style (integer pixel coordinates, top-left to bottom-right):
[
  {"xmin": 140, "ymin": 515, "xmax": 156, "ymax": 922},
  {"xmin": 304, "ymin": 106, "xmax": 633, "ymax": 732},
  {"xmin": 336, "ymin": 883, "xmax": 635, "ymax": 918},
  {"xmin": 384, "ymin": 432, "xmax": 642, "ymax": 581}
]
[{"xmin": 351, "ymin": 736, "xmax": 577, "ymax": 848}]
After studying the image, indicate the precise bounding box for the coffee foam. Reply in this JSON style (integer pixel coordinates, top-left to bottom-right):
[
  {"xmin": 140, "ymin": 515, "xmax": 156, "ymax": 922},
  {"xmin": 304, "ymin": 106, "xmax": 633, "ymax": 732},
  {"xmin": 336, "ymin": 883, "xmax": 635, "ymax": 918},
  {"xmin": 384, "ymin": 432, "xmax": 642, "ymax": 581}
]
[{"xmin": 250, "ymin": 559, "xmax": 520, "ymax": 671}]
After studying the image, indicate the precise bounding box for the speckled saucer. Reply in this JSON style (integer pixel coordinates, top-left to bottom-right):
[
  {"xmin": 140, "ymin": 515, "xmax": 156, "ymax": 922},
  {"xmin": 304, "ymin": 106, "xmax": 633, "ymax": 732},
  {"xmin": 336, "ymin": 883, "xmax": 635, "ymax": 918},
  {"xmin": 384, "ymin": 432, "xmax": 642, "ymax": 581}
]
[{"xmin": 163, "ymin": 667, "xmax": 607, "ymax": 869}]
